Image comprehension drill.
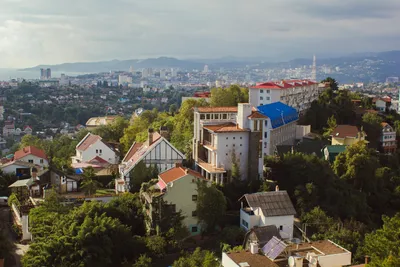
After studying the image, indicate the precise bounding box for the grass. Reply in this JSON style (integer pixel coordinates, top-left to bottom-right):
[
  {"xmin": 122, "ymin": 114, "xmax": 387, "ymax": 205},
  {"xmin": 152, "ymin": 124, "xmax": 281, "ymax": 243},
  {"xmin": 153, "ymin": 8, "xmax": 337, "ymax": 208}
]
[{"xmin": 94, "ymin": 189, "xmax": 116, "ymax": 196}]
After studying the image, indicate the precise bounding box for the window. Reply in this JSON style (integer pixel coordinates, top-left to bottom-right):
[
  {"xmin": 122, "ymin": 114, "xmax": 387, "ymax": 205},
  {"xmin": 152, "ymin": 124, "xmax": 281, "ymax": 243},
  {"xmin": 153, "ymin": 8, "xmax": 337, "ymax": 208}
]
[
  {"xmin": 264, "ymin": 132, "xmax": 268, "ymax": 138},
  {"xmin": 40, "ymin": 159, "xmax": 44, "ymax": 164},
  {"xmin": 96, "ymin": 149, "xmax": 98, "ymax": 153},
  {"xmin": 233, "ymin": 137, "xmax": 235, "ymax": 140},
  {"xmin": 192, "ymin": 195, "xmax": 198, "ymax": 201},
  {"xmin": 233, "ymin": 144, "xmax": 235, "ymax": 147},
  {"xmin": 191, "ymin": 226, "xmax": 198, "ymax": 233},
  {"xmin": 265, "ymin": 121, "xmax": 268, "ymax": 126},
  {"xmin": 260, "ymin": 96, "xmax": 264, "ymax": 100},
  {"xmin": 226, "ymin": 137, "xmax": 228, "ymax": 140},
  {"xmin": 242, "ymin": 219, "xmax": 249, "ymax": 228},
  {"xmin": 266, "ymin": 90, "xmax": 270, "ymax": 94},
  {"xmin": 279, "ymin": 225, "xmax": 283, "ymax": 231},
  {"xmin": 226, "ymin": 145, "xmax": 228, "ymax": 147},
  {"xmin": 28, "ymin": 160, "xmax": 33, "ymax": 163},
  {"xmin": 192, "ymin": 210, "xmax": 197, "ymax": 217},
  {"xmin": 99, "ymin": 149, "xmax": 102, "ymax": 154},
  {"xmin": 266, "ymin": 97, "xmax": 270, "ymax": 100},
  {"xmin": 240, "ymin": 153, "xmax": 242, "ymax": 155},
  {"xmin": 226, "ymin": 153, "xmax": 228, "ymax": 156},
  {"xmin": 240, "ymin": 144, "xmax": 242, "ymax": 146},
  {"xmin": 240, "ymin": 137, "xmax": 242, "ymax": 139}
]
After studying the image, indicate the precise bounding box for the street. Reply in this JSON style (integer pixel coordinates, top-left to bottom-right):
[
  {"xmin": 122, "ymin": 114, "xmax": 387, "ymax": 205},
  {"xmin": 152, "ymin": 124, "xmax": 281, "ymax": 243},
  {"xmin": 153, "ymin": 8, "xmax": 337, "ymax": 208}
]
[{"xmin": 0, "ymin": 207, "xmax": 29, "ymax": 267}]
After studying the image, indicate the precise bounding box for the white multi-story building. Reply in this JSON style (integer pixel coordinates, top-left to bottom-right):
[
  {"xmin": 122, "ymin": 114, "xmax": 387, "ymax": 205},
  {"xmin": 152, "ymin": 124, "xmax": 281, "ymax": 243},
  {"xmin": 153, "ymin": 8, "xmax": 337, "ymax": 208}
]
[
  {"xmin": 380, "ymin": 122, "xmax": 397, "ymax": 154},
  {"xmin": 118, "ymin": 75, "xmax": 132, "ymax": 86},
  {"xmin": 249, "ymin": 79, "xmax": 320, "ymax": 112},
  {"xmin": 159, "ymin": 69, "xmax": 166, "ymax": 80},
  {"xmin": 192, "ymin": 102, "xmax": 298, "ymax": 184}
]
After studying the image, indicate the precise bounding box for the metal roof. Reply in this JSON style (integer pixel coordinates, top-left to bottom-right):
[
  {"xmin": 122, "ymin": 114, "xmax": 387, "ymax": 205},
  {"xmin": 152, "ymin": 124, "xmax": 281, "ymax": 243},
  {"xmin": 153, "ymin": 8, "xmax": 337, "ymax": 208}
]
[
  {"xmin": 257, "ymin": 102, "xmax": 298, "ymax": 129},
  {"xmin": 241, "ymin": 191, "xmax": 296, "ymax": 217}
]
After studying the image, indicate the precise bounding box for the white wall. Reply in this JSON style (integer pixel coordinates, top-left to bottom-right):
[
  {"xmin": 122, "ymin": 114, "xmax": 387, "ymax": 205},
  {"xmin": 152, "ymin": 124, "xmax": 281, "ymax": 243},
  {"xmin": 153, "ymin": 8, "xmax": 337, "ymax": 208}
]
[
  {"xmin": 260, "ymin": 214, "xmax": 294, "ymax": 240},
  {"xmin": 19, "ymin": 154, "xmax": 49, "ymax": 168},
  {"xmin": 80, "ymin": 140, "xmax": 117, "ymax": 164},
  {"xmin": 317, "ymin": 252, "xmax": 352, "ymax": 267},
  {"xmin": 215, "ymin": 132, "xmax": 249, "ymax": 180},
  {"xmin": 222, "ymin": 253, "xmax": 239, "ymax": 267},
  {"xmin": 240, "ymin": 208, "xmax": 260, "ymax": 230}
]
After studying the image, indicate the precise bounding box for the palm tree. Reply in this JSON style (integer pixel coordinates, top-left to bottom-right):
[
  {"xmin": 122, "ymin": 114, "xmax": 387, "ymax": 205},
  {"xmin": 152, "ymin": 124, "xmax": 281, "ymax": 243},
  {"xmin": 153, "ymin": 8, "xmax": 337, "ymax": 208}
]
[{"xmin": 81, "ymin": 167, "xmax": 102, "ymax": 196}]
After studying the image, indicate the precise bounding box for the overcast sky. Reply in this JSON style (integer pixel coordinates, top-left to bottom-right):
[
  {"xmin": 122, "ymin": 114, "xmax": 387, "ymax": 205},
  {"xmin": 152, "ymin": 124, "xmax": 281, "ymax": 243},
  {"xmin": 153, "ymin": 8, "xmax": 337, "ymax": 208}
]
[{"xmin": 0, "ymin": 0, "xmax": 399, "ymax": 68}]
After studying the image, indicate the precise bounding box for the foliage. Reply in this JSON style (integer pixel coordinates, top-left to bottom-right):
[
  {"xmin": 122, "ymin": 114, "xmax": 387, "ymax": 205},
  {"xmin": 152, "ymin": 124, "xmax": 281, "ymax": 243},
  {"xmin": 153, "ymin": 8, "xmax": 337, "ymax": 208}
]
[
  {"xmin": 321, "ymin": 77, "xmax": 339, "ymax": 91},
  {"xmin": 92, "ymin": 116, "xmax": 129, "ymax": 143},
  {"xmin": 230, "ymin": 149, "xmax": 241, "ymax": 180},
  {"xmin": 361, "ymin": 213, "xmax": 400, "ymax": 266},
  {"xmin": 7, "ymin": 193, "xmax": 20, "ymax": 207},
  {"xmin": 172, "ymin": 248, "xmax": 219, "ymax": 267},
  {"xmin": 144, "ymin": 235, "xmax": 167, "ymax": 258},
  {"xmin": 210, "ymin": 85, "xmax": 248, "ymax": 107},
  {"xmin": 81, "ymin": 167, "xmax": 103, "ymax": 196},
  {"xmin": 129, "ymin": 162, "xmax": 158, "ymax": 193},
  {"xmin": 0, "ymin": 170, "xmax": 17, "ymax": 196},
  {"xmin": 196, "ymin": 181, "xmax": 226, "ymax": 232},
  {"xmin": 220, "ymin": 226, "xmax": 246, "ymax": 245},
  {"xmin": 362, "ymin": 113, "xmax": 383, "ymax": 149},
  {"xmin": 322, "ymin": 115, "xmax": 337, "ymax": 139},
  {"xmin": 132, "ymin": 255, "xmax": 152, "ymax": 267}
]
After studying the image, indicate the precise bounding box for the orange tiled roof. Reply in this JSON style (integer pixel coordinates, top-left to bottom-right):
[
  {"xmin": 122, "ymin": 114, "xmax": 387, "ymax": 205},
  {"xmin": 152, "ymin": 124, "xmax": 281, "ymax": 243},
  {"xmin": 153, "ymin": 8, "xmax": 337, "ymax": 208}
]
[
  {"xmin": 203, "ymin": 123, "xmax": 249, "ymax": 133},
  {"xmin": 14, "ymin": 146, "xmax": 47, "ymax": 161},
  {"xmin": 159, "ymin": 166, "xmax": 204, "ymax": 185},
  {"xmin": 332, "ymin": 125, "xmax": 360, "ymax": 138},
  {"xmin": 248, "ymin": 111, "xmax": 268, "ymax": 119},
  {"xmin": 124, "ymin": 142, "xmax": 143, "ymax": 162},
  {"xmin": 77, "ymin": 133, "xmax": 102, "ymax": 151}
]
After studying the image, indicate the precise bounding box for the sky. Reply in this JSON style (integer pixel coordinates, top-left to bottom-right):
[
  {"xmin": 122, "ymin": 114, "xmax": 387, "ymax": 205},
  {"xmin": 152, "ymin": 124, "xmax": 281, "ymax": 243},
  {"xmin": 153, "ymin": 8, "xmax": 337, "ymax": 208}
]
[{"xmin": 0, "ymin": 0, "xmax": 400, "ymax": 68}]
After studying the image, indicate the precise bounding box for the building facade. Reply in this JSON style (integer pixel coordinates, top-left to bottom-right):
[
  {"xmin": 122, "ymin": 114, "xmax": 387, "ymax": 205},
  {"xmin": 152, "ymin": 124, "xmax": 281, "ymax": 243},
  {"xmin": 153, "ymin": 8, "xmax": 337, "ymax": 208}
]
[
  {"xmin": 380, "ymin": 122, "xmax": 397, "ymax": 154},
  {"xmin": 331, "ymin": 125, "xmax": 367, "ymax": 146},
  {"xmin": 249, "ymin": 79, "xmax": 320, "ymax": 112}
]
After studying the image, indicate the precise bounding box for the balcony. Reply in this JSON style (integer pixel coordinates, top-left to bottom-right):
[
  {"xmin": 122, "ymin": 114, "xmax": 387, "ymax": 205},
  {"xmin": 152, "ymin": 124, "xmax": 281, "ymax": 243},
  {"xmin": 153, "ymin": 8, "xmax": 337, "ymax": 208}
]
[
  {"xmin": 202, "ymin": 140, "xmax": 217, "ymax": 150},
  {"xmin": 197, "ymin": 159, "xmax": 226, "ymax": 174}
]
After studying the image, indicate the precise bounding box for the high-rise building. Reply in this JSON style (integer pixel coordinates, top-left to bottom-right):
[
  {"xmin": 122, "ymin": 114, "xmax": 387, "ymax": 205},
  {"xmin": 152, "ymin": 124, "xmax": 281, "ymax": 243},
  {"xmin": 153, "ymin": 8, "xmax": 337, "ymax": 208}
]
[
  {"xmin": 311, "ymin": 55, "xmax": 317, "ymax": 81},
  {"xmin": 171, "ymin": 68, "xmax": 177, "ymax": 77},
  {"xmin": 40, "ymin": 68, "xmax": 51, "ymax": 80},
  {"xmin": 129, "ymin": 66, "xmax": 135, "ymax": 74},
  {"xmin": 142, "ymin": 68, "xmax": 149, "ymax": 78},
  {"xmin": 119, "ymin": 75, "xmax": 133, "ymax": 86},
  {"xmin": 203, "ymin": 65, "xmax": 209, "ymax": 73},
  {"xmin": 160, "ymin": 69, "xmax": 166, "ymax": 80}
]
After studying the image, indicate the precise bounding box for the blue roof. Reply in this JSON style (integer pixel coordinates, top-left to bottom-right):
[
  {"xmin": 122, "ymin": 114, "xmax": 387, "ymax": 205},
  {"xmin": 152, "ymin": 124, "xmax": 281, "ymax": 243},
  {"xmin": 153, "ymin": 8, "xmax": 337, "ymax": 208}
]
[{"xmin": 257, "ymin": 102, "xmax": 298, "ymax": 129}]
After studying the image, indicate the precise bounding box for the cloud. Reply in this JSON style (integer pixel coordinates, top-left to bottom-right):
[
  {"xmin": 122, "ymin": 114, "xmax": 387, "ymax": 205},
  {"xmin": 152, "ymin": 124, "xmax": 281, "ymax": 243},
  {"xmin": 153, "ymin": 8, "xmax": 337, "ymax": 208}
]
[{"xmin": 0, "ymin": 0, "xmax": 400, "ymax": 68}]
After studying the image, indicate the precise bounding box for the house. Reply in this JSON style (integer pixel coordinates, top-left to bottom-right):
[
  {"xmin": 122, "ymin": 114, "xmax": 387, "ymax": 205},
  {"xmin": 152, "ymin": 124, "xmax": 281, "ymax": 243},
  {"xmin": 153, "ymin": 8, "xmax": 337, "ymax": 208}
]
[
  {"xmin": 50, "ymin": 170, "xmax": 80, "ymax": 194},
  {"xmin": 14, "ymin": 146, "xmax": 49, "ymax": 168},
  {"xmin": 192, "ymin": 102, "xmax": 298, "ymax": 184},
  {"xmin": 116, "ymin": 128, "xmax": 185, "ymax": 193},
  {"xmin": 249, "ymin": 79, "xmax": 321, "ymax": 113},
  {"xmin": 222, "ymin": 239, "xmax": 352, "ymax": 267},
  {"xmin": 85, "ymin": 116, "xmax": 118, "ymax": 129},
  {"xmin": 0, "ymin": 160, "xmax": 37, "ymax": 178},
  {"xmin": 380, "ymin": 122, "xmax": 397, "ymax": 154},
  {"xmin": 3, "ymin": 120, "xmax": 15, "ymax": 137},
  {"xmin": 24, "ymin": 126, "xmax": 33, "ymax": 135},
  {"xmin": 239, "ymin": 190, "xmax": 296, "ymax": 240},
  {"xmin": 141, "ymin": 165, "xmax": 206, "ymax": 235},
  {"xmin": 323, "ymin": 145, "xmax": 347, "ymax": 163},
  {"xmin": 373, "ymin": 97, "xmax": 391, "ymax": 112},
  {"xmin": 243, "ymin": 225, "xmax": 281, "ymax": 249},
  {"xmin": 331, "ymin": 125, "xmax": 366, "ymax": 146},
  {"xmin": 8, "ymin": 168, "xmax": 49, "ymax": 199},
  {"xmin": 71, "ymin": 133, "xmax": 119, "ymax": 165}
]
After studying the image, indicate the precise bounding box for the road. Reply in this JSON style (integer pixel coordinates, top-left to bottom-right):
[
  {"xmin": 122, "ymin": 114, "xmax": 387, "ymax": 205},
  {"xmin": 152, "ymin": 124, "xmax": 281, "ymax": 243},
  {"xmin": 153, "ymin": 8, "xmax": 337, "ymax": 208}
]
[{"xmin": 0, "ymin": 207, "xmax": 29, "ymax": 267}]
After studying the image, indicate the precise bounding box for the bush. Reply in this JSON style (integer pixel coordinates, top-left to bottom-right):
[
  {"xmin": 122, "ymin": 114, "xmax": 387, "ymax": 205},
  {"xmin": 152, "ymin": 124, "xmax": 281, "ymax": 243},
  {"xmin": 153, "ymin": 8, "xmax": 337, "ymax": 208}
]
[{"xmin": 8, "ymin": 193, "xmax": 20, "ymax": 208}]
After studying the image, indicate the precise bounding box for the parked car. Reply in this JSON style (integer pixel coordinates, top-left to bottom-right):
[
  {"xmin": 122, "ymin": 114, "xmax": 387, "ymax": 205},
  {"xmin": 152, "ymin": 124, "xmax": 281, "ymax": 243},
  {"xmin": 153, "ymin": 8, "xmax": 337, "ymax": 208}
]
[{"xmin": 0, "ymin": 196, "xmax": 8, "ymax": 206}]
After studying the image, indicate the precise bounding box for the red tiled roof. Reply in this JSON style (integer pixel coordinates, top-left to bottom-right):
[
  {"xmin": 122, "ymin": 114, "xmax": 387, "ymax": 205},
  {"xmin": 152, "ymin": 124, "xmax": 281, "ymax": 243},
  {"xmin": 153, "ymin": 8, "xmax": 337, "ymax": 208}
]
[
  {"xmin": 24, "ymin": 125, "xmax": 32, "ymax": 130},
  {"xmin": 14, "ymin": 146, "xmax": 47, "ymax": 161},
  {"xmin": 381, "ymin": 122, "xmax": 389, "ymax": 127},
  {"xmin": 159, "ymin": 166, "xmax": 204, "ymax": 185},
  {"xmin": 88, "ymin": 156, "xmax": 109, "ymax": 164},
  {"xmin": 77, "ymin": 133, "xmax": 102, "ymax": 151},
  {"xmin": 332, "ymin": 125, "xmax": 359, "ymax": 138},
  {"xmin": 203, "ymin": 123, "xmax": 249, "ymax": 133},
  {"xmin": 248, "ymin": 111, "xmax": 268, "ymax": 119},
  {"xmin": 251, "ymin": 79, "xmax": 317, "ymax": 90},
  {"xmin": 196, "ymin": 107, "xmax": 238, "ymax": 113},
  {"xmin": 124, "ymin": 142, "xmax": 143, "ymax": 162}
]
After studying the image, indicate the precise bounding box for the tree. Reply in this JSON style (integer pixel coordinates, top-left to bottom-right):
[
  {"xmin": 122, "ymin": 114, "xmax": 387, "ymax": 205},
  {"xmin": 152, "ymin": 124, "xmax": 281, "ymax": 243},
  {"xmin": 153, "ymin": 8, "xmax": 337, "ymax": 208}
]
[
  {"xmin": 210, "ymin": 86, "xmax": 248, "ymax": 107},
  {"xmin": 361, "ymin": 213, "xmax": 400, "ymax": 266},
  {"xmin": 172, "ymin": 248, "xmax": 219, "ymax": 267},
  {"xmin": 129, "ymin": 162, "xmax": 155, "ymax": 193},
  {"xmin": 362, "ymin": 113, "xmax": 383, "ymax": 149},
  {"xmin": 321, "ymin": 77, "xmax": 339, "ymax": 91},
  {"xmin": 132, "ymin": 255, "xmax": 152, "ymax": 267},
  {"xmin": 0, "ymin": 170, "xmax": 17, "ymax": 196},
  {"xmin": 230, "ymin": 149, "xmax": 241, "ymax": 180},
  {"xmin": 19, "ymin": 135, "xmax": 44, "ymax": 150},
  {"xmin": 144, "ymin": 235, "xmax": 167, "ymax": 258},
  {"xmin": 323, "ymin": 115, "xmax": 337, "ymax": 139},
  {"xmin": 169, "ymin": 104, "xmax": 177, "ymax": 116},
  {"xmin": 81, "ymin": 167, "xmax": 102, "ymax": 196},
  {"xmin": 196, "ymin": 181, "xmax": 226, "ymax": 232}
]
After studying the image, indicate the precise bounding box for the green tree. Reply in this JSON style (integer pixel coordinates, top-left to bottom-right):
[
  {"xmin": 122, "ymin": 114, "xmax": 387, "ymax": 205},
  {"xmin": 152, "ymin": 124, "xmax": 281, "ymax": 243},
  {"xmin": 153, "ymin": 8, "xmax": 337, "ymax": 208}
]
[
  {"xmin": 144, "ymin": 235, "xmax": 167, "ymax": 258},
  {"xmin": 19, "ymin": 135, "xmax": 44, "ymax": 150},
  {"xmin": 81, "ymin": 167, "xmax": 102, "ymax": 196},
  {"xmin": 132, "ymin": 255, "xmax": 152, "ymax": 267},
  {"xmin": 0, "ymin": 170, "xmax": 17, "ymax": 196},
  {"xmin": 361, "ymin": 213, "xmax": 400, "ymax": 267},
  {"xmin": 196, "ymin": 181, "xmax": 226, "ymax": 232},
  {"xmin": 169, "ymin": 104, "xmax": 177, "ymax": 116},
  {"xmin": 172, "ymin": 248, "xmax": 219, "ymax": 267},
  {"xmin": 362, "ymin": 113, "xmax": 383, "ymax": 149},
  {"xmin": 230, "ymin": 149, "xmax": 241, "ymax": 180},
  {"xmin": 210, "ymin": 85, "xmax": 248, "ymax": 107},
  {"xmin": 129, "ymin": 162, "xmax": 155, "ymax": 193},
  {"xmin": 323, "ymin": 115, "xmax": 337, "ymax": 139},
  {"xmin": 321, "ymin": 77, "xmax": 339, "ymax": 91}
]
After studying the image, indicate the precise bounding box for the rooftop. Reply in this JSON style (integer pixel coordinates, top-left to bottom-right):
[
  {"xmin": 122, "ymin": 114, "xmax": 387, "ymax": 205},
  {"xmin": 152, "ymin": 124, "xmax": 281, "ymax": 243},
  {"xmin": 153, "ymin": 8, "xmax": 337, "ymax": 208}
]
[
  {"xmin": 86, "ymin": 116, "xmax": 118, "ymax": 127},
  {"xmin": 248, "ymin": 111, "xmax": 268, "ymax": 119},
  {"xmin": 203, "ymin": 123, "xmax": 249, "ymax": 133},
  {"xmin": 251, "ymin": 79, "xmax": 317, "ymax": 90},
  {"xmin": 196, "ymin": 107, "xmax": 238, "ymax": 113},
  {"xmin": 331, "ymin": 125, "xmax": 360, "ymax": 139},
  {"xmin": 76, "ymin": 133, "xmax": 102, "ymax": 151},
  {"xmin": 240, "ymin": 191, "xmax": 296, "ymax": 217},
  {"xmin": 14, "ymin": 146, "xmax": 47, "ymax": 161},
  {"xmin": 324, "ymin": 145, "xmax": 347, "ymax": 153},
  {"xmin": 257, "ymin": 102, "xmax": 298, "ymax": 129},
  {"xmin": 158, "ymin": 166, "xmax": 204, "ymax": 190}
]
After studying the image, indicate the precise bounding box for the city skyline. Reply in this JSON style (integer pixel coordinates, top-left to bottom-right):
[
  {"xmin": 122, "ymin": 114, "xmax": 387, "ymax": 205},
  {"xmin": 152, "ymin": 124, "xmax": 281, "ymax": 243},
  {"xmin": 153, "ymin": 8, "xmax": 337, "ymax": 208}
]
[{"xmin": 1, "ymin": 0, "xmax": 400, "ymax": 68}]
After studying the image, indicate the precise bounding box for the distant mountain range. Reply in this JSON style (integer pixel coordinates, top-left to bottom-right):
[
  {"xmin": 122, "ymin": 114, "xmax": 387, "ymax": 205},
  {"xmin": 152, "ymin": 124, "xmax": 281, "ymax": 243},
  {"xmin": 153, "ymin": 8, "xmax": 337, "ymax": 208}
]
[{"xmin": 19, "ymin": 51, "xmax": 400, "ymax": 80}]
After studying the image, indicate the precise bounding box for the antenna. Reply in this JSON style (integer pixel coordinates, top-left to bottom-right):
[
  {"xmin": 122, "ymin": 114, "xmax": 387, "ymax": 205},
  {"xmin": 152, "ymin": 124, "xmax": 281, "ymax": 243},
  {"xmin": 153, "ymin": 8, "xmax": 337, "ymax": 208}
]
[{"xmin": 311, "ymin": 54, "xmax": 317, "ymax": 81}]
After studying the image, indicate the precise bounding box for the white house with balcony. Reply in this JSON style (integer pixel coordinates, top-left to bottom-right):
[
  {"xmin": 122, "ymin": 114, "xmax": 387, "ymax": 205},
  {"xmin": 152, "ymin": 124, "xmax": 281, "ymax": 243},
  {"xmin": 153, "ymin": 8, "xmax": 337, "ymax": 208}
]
[
  {"xmin": 192, "ymin": 102, "xmax": 298, "ymax": 184},
  {"xmin": 239, "ymin": 190, "xmax": 296, "ymax": 240},
  {"xmin": 380, "ymin": 122, "xmax": 397, "ymax": 154},
  {"xmin": 249, "ymin": 79, "xmax": 320, "ymax": 113},
  {"xmin": 71, "ymin": 133, "xmax": 119, "ymax": 165}
]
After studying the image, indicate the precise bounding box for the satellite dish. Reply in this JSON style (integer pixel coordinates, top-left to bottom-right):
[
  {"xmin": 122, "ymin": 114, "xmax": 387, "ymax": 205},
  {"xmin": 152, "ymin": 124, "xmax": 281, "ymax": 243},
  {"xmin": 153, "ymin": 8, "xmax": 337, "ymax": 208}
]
[{"xmin": 288, "ymin": 256, "xmax": 295, "ymax": 267}]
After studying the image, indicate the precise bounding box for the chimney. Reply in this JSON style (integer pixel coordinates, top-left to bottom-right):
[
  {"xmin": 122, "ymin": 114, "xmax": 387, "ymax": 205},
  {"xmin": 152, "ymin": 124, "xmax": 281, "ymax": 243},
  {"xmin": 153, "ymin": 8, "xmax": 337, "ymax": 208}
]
[
  {"xmin": 160, "ymin": 126, "xmax": 169, "ymax": 140},
  {"xmin": 275, "ymin": 185, "xmax": 279, "ymax": 191},
  {"xmin": 365, "ymin": 256, "xmax": 370, "ymax": 264},
  {"xmin": 237, "ymin": 103, "xmax": 252, "ymax": 129},
  {"xmin": 250, "ymin": 242, "xmax": 259, "ymax": 254},
  {"xmin": 148, "ymin": 128, "xmax": 154, "ymax": 144}
]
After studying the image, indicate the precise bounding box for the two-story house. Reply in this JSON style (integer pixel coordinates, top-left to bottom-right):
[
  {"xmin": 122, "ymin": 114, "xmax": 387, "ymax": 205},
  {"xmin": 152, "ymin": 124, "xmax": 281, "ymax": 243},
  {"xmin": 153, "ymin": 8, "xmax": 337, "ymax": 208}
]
[
  {"xmin": 239, "ymin": 190, "xmax": 296, "ymax": 240},
  {"xmin": 192, "ymin": 102, "xmax": 298, "ymax": 184},
  {"xmin": 380, "ymin": 122, "xmax": 397, "ymax": 154},
  {"xmin": 3, "ymin": 120, "xmax": 15, "ymax": 137},
  {"xmin": 373, "ymin": 97, "xmax": 391, "ymax": 112},
  {"xmin": 116, "ymin": 128, "xmax": 185, "ymax": 193},
  {"xmin": 71, "ymin": 133, "xmax": 119, "ymax": 165},
  {"xmin": 141, "ymin": 165, "xmax": 205, "ymax": 235},
  {"xmin": 331, "ymin": 125, "xmax": 367, "ymax": 146},
  {"xmin": 14, "ymin": 146, "xmax": 49, "ymax": 168}
]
